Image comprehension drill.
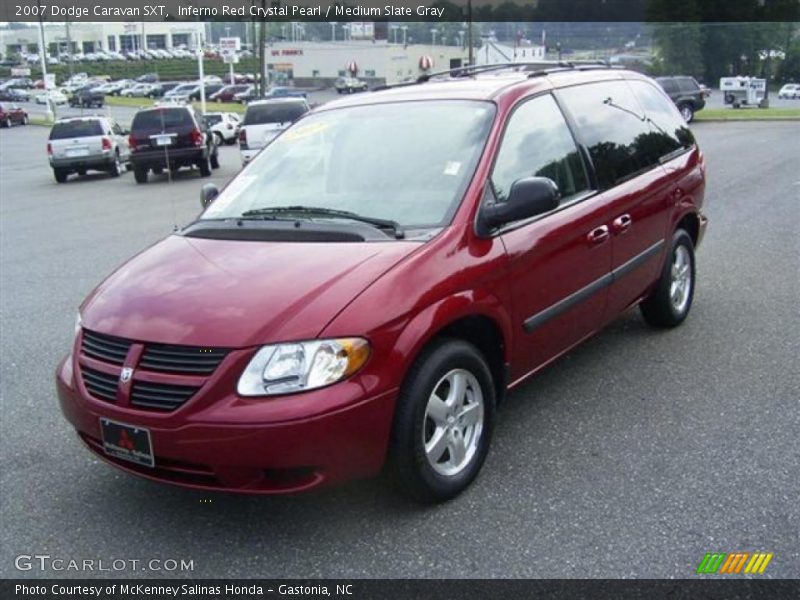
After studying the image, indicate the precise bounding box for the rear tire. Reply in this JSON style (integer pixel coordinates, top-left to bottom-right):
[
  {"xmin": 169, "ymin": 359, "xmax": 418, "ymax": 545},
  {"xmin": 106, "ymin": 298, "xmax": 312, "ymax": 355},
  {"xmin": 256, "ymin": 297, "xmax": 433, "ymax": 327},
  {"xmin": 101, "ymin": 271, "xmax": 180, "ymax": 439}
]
[
  {"xmin": 210, "ymin": 150, "xmax": 220, "ymax": 170},
  {"xmin": 53, "ymin": 168, "xmax": 68, "ymax": 183},
  {"xmin": 640, "ymin": 229, "xmax": 696, "ymax": 328},
  {"xmin": 213, "ymin": 132, "xmax": 223, "ymax": 147},
  {"xmin": 389, "ymin": 338, "xmax": 495, "ymax": 503},
  {"xmin": 133, "ymin": 167, "xmax": 148, "ymax": 184},
  {"xmin": 678, "ymin": 103, "xmax": 694, "ymax": 123},
  {"xmin": 3, "ymin": 117, "xmax": 10, "ymax": 128},
  {"xmin": 198, "ymin": 155, "xmax": 211, "ymax": 177}
]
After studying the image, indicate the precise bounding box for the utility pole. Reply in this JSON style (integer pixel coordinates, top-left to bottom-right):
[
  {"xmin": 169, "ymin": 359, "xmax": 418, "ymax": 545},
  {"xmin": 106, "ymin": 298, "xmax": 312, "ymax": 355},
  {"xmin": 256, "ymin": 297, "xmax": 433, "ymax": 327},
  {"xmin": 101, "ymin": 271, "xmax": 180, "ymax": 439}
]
[
  {"xmin": 467, "ymin": 0, "xmax": 474, "ymax": 66},
  {"xmin": 258, "ymin": 0, "xmax": 267, "ymax": 96},
  {"xmin": 36, "ymin": 0, "xmax": 53, "ymax": 121},
  {"xmin": 65, "ymin": 17, "xmax": 73, "ymax": 79}
]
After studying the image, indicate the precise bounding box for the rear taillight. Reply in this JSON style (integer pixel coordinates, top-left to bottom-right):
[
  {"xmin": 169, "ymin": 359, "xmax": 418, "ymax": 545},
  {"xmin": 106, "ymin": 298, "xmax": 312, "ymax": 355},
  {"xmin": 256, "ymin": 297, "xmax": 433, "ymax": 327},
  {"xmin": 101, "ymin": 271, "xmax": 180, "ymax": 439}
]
[
  {"xmin": 47, "ymin": 142, "xmax": 52, "ymax": 155},
  {"xmin": 128, "ymin": 134, "xmax": 137, "ymax": 151},
  {"xmin": 190, "ymin": 128, "xmax": 203, "ymax": 147},
  {"xmin": 239, "ymin": 128, "xmax": 247, "ymax": 147},
  {"xmin": 101, "ymin": 137, "xmax": 112, "ymax": 151}
]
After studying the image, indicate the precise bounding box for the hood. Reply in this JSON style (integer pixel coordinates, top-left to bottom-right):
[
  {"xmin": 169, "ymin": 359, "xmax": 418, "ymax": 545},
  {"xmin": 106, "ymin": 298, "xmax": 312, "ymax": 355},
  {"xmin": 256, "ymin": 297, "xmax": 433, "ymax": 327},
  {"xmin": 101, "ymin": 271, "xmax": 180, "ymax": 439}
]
[{"xmin": 81, "ymin": 235, "xmax": 418, "ymax": 348}]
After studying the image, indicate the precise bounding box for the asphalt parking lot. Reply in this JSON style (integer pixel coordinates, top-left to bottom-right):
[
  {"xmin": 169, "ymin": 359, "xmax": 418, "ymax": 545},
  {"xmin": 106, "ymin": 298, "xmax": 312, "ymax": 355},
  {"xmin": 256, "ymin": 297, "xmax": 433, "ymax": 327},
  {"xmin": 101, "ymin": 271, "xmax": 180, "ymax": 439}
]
[{"xmin": 0, "ymin": 120, "xmax": 798, "ymax": 579}]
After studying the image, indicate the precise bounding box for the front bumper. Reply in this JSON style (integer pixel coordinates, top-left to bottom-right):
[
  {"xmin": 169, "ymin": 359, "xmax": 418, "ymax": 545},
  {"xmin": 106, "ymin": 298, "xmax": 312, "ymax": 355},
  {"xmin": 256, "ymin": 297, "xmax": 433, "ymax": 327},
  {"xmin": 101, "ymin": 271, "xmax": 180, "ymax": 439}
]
[{"xmin": 56, "ymin": 355, "xmax": 397, "ymax": 494}]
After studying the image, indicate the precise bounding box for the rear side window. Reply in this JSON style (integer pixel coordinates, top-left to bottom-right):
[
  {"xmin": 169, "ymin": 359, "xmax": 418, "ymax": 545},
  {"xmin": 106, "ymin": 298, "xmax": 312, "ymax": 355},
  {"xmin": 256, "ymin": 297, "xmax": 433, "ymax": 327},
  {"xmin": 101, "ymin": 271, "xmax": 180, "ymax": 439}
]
[
  {"xmin": 658, "ymin": 78, "xmax": 679, "ymax": 95},
  {"xmin": 491, "ymin": 94, "xmax": 589, "ymax": 202},
  {"xmin": 244, "ymin": 103, "xmax": 307, "ymax": 126},
  {"xmin": 49, "ymin": 120, "xmax": 104, "ymax": 140},
  {"xmin": 132, "ymin": 109, "xmax": 193, "ymax": 131},
  {"xmin": 627, "ymin": 80, "xmax": 695, "ymax": 159},
  {"xmin": 678, "ymin": 77, "xmax": 699, "ymax": 92},
  {"xmin": 558, "ymin": 81, "xmax": 658, "ymax": 190},
  {"xmin": 204, "ymin": 115, "xmax": 222, "ymax": 126}
]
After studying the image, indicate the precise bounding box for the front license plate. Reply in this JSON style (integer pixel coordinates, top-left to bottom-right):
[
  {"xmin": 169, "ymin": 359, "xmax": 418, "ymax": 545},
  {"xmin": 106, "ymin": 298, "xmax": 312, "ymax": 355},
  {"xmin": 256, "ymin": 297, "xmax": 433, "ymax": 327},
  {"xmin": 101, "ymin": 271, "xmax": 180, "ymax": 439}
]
[{"xmin": 100, "ymin": 418, "xmax": 154, "ymax": 468}]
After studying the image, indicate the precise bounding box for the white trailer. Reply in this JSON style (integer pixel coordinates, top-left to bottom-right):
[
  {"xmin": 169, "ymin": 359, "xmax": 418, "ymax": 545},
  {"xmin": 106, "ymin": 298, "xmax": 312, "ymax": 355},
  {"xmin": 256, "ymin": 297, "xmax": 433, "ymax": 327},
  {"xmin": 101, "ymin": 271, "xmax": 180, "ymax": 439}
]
[{"xmin": 720, "ymin": 76, "xmax": 767, "ymax": 108}]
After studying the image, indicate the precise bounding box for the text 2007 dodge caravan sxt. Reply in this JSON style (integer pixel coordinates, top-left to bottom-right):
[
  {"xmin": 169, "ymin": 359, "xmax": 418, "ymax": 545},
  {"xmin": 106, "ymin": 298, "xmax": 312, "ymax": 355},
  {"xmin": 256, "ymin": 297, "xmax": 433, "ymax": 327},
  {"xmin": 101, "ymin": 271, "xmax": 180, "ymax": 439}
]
[{"xmin": 56, "ymin": 64, "xmax": 707, "ymax": 502}]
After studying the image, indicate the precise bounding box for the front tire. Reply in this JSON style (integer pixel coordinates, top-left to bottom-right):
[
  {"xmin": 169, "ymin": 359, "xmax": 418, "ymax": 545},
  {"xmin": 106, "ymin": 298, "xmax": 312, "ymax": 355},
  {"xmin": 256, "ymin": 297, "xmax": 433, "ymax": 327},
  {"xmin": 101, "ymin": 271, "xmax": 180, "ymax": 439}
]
[
  {"xmin": 640, "ymin": 229, "xmax": 696, "ymax": 328},
  {"xmin": 389, "ymin": 339, "xmax": 495, "ymax": 503},
  {"xmin": 108, "ymin": 153, "xmax": 121, "ymax": 177}
]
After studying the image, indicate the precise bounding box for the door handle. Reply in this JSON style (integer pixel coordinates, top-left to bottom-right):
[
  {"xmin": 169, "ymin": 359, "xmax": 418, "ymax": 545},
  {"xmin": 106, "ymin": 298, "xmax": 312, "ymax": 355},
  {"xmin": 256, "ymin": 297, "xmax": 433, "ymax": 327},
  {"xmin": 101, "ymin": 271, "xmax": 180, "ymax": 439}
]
[
  {"xmin": 587, "ymin": 225, "xmax": 610, "ymax": 246},
  {"xmin": 612, "ymin": 214, "xmax": 632, "ymax": 234}
]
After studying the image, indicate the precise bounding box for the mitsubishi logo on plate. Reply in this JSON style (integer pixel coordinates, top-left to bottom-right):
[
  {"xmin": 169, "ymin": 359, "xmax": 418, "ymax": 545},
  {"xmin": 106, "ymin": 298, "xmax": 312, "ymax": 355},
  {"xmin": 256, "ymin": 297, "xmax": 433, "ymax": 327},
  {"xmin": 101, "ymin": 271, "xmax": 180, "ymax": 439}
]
[{"xmin": 119, "ymin": 367, "xmax": 133, "ymax": 384}]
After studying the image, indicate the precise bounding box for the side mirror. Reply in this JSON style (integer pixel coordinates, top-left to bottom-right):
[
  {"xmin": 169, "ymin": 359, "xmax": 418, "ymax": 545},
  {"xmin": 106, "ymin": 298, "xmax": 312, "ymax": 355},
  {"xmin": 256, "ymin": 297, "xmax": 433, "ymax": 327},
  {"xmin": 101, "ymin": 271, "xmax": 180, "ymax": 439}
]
[
  {"xmin": 476, "ymin": 177, "xmax": 560, "ymax": 237},
  {"xmin": 200, "ymin": 183, "xmax": 219, "ymax": 209}
]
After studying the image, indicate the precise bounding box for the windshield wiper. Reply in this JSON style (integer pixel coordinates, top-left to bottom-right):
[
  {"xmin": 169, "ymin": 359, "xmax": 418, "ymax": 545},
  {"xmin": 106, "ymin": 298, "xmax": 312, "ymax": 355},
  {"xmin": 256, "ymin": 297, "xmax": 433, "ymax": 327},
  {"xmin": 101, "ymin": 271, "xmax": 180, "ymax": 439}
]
[{"xmin": 240, "ymin": 206, "xmax": 405, "ymax": 239}]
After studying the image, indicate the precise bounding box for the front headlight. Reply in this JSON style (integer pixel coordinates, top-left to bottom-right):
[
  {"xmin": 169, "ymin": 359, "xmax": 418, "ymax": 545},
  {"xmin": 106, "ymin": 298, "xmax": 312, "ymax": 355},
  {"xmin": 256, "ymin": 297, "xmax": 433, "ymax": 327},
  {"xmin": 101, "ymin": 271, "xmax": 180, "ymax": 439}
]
[
  {"xmin": 74, "ymin": 313, "xmax": 82, "ymax": 336},
  {"xmin": 237, "ymin": 338, "xmax": 370, "ymax": 397}
]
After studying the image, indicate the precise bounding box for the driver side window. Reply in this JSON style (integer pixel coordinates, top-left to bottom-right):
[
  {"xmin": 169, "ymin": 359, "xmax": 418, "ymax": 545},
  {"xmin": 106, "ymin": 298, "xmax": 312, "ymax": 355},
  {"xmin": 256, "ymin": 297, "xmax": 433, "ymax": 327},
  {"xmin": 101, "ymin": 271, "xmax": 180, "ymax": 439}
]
[{"xmin": 491, "ymin": 94, "xmax": 589, "ymax": 203}]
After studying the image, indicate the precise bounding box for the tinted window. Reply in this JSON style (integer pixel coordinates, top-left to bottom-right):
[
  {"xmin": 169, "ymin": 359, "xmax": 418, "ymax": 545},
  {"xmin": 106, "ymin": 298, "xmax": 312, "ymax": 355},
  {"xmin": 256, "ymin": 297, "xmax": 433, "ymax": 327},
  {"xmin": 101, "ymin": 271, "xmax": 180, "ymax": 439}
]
[
  {"xmin": 658, "ymin": 78, "xmax": 679, "ymax": 95},
  {"xmin": 49, "ymin": 120, "xmax": 103, "ymax": 139},
  {"xmin": 244, "ymin": 103, "xmax": 308, "ymax": 126},
  {"xmin": 558, "ymin": 81, "xmax": 658, "ymax": 189},
  {"xmin": 204, "ymin": 115, "xmax": 222, "ymax": 126},
  {"xmin": 628, "ymin": 80, "xmax": 695, "ymax": 160},
  {"xmin": 492, "ymin": 94, "xmax": 588, "ymax": 202},
  {"xmin": 132, "ymin": 109, "xmax": 193, "ymax": 131},
  {"xmin": 678, "ymin": 77, "xmax": 699, "ymax": 92}
]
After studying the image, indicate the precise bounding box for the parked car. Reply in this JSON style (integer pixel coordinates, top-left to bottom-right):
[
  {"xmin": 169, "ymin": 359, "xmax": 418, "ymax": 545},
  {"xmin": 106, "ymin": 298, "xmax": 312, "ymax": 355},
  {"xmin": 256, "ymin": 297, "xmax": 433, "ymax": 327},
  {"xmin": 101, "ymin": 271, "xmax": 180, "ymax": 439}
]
[
  {"xmin": 148, "ymin": 81, "xmax": 181, "ymax": 98},
  {"xmin": 0, "ymin": 103, "xmax": 28, "ymax": 127},
  {"xmin": 239, "ymin": 98, "xmax": 310, "ymax": 164},
  {"xmin": 234, "ymin": 86, "xmax": 257, "ymax": 104},
  {"xmin": 56, "ymin": 65, "xmax": 707, "ymax": 502},
  {"xmin": 121, "ymin": 83, "xmax": 156, "ymax": 98},
  {"xmin": 128, "ymin": 105, "xmax": 219, "ymax": 183},
  {"xmin": 210, "ymin": 84, "xmax": 251, "ymax": 103},
  {"xmin": 777, "ymin": 83, "xmax": 800, "ymax": 99},
  {"xmin": 203, "ymin": 112, "xmax": 240, "ymax": 145},
  {"xmin": 262, "ymin": 86, "xmax": 308, "ymax": 99},
  {"xmin": 47, "ymin": 116, "xmax": 129, "ymax": 183},
  {"xmin": 69, "ymin": 85, "xmax": 105, "ymax": 108},
  {"xmin": 190, "ymin": 83, "xmax": 225, "ymax": 100},
  {"xmin": 654, "ymin": 76, "xmax": 706, "ymax": 123},
  {"xmin": 163, "ymin": 83, "xmax": 199, "ymax": 102},
  {"xmin": 334, "ymin": 77, "xmax": 369, "ymax": 94},
  {"xmin": 0, "ymin": 88, "xmax": 29, "ymax": 102},
  {"xmin": 35, "ymin": 90, "xmax": 68, "ymax": 105},
  {"xmin": 136, "ymin": 72, "xmax": 159, "ymax": 83}
]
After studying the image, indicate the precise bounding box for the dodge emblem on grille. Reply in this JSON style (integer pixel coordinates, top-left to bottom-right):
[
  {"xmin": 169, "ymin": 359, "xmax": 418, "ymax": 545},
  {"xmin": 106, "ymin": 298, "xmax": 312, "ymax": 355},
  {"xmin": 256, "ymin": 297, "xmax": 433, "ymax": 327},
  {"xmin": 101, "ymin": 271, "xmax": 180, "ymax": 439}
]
[{"xmin": 119, "ymin": 367, "xmax": 133, "ymax": 383}]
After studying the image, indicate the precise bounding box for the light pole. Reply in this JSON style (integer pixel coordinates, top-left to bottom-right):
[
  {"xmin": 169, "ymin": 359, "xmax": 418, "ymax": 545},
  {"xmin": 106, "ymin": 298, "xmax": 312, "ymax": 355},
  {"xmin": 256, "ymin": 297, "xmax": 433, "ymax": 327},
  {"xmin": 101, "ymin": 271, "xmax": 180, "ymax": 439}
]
[
  {"xmin": 458, "ymin": 29, "xmax": 465, "ymax": 49},
  {"xmin": 36, "ymin": 0, "xmax": 53, "ymax": 121},
  {"xmin": 401, "ymin": 26, "xmax": 408, "ymax": 46},
  {"xmin": 431, "ymin": 29, "xmax": 439, "ymax": 46},
  {"xmin": 195, "ymin": 31, "xmax": 206, "ymax": 114},
  {"xmin": 330, "ymin": 22, "xmax": 337, "ymax": 42},
  {"xmin": 390, "ymin": 25, "xmax": 398, "ymax": 45}
]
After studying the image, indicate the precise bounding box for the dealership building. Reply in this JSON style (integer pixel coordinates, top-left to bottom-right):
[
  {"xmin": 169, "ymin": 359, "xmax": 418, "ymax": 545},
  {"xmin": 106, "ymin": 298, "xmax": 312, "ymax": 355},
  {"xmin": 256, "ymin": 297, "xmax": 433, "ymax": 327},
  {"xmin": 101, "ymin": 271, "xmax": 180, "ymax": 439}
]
[
  {"xmin": 1, "ymin": 22, "xmax": 206, "ymax": 56},
  {"xmin": 262, "ymin": 40, "xmax": 470, "ymax": 86}
]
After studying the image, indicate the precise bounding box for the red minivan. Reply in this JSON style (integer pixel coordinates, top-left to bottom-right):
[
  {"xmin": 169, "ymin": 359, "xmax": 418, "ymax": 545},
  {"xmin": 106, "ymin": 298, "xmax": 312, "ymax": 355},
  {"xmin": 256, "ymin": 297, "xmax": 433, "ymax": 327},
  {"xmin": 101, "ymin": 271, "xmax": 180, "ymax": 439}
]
[{"xmin": 56, "ymin": 65, "xmax": 707, "ymax": 502}]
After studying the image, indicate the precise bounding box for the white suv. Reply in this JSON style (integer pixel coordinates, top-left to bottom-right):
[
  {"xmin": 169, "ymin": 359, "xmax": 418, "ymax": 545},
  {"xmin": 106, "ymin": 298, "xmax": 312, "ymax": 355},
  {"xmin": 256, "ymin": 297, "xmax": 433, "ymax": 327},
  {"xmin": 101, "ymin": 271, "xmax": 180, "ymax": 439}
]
[
  {"xmin": 239, "ymin": 98, "xmax": 310, "ymax": 165},
  {"xmin": 203, "ymin": 112, "xmax": 241, "ymax": 145}
]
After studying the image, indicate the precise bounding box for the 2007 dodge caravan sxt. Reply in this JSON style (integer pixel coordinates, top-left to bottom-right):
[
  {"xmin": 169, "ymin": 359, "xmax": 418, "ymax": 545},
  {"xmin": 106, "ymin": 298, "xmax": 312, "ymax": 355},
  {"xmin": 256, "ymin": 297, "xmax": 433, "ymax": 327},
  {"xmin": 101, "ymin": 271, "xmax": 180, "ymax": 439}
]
[{"xmin": 56, "ymin": 64, "xmax": 708, "ymax": 502}]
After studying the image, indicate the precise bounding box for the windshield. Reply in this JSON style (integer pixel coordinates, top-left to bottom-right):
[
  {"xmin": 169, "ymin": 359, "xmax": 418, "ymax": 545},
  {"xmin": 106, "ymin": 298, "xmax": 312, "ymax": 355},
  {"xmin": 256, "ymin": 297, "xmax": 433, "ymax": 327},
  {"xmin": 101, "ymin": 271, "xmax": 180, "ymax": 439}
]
[{"xmin": 202, "ymin": 100, "xmax": 496, "ymax": 230}]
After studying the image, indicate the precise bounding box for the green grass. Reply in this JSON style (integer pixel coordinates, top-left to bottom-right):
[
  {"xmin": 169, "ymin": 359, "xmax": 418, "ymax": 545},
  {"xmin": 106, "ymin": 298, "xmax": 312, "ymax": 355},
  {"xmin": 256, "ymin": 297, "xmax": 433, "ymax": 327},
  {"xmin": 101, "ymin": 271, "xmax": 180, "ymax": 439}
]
[
  {"xmin": 695, "ymin": 107, "xmax": 800, "ymax": 120},
  {"xmin": 0, "ymin": 58, "xmax": 259, "ymax": 82},
  {"xmin": 105, "ymin": 95, "xmax": 246, "ymax": 114}
]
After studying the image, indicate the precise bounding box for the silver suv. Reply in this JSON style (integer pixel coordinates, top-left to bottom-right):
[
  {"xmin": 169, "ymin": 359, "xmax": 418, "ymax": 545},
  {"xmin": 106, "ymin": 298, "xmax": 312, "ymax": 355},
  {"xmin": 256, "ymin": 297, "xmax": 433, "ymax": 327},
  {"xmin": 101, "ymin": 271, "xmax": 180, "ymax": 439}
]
[{"xmin": 47, "ymin": 116, "xmax": 130, "ymax": 183}]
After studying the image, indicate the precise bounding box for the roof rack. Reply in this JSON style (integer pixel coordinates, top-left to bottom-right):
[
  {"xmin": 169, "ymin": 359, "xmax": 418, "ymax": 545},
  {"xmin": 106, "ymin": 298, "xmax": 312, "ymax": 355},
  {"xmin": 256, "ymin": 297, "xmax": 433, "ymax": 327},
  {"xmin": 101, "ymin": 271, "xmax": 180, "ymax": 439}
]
[{"xmin": 373, "ymin": 60, "xmax": 622, "ymax": 92}]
